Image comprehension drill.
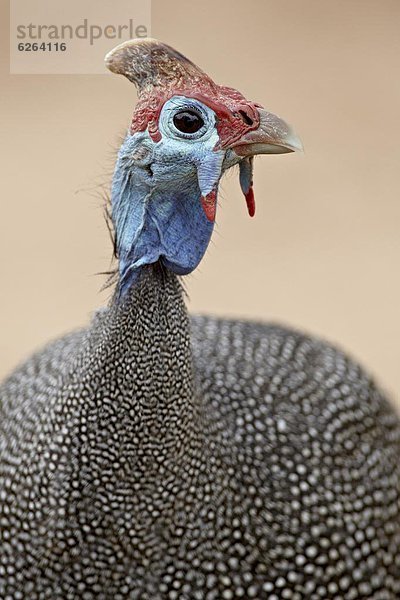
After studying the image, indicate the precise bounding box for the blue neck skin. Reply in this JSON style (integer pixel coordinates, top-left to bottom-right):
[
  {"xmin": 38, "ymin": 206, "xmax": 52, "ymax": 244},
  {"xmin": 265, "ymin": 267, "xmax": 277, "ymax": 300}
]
[{"xmin": 111, "ymin": 132, "xmax": 215, "ymax": 297}]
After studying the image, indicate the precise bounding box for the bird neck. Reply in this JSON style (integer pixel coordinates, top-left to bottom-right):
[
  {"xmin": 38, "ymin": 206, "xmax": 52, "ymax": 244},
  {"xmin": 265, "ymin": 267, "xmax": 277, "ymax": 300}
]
[{"xmin": 69, "ymin": 265, "xmax": 200, "ymax": 478}]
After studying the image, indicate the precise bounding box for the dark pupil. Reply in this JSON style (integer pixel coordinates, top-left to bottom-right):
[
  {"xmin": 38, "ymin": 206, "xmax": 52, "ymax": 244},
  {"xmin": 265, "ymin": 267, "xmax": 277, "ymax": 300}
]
[{"xmin": 173, "ymin": 110, "xmax": 204, "ymax": 134}]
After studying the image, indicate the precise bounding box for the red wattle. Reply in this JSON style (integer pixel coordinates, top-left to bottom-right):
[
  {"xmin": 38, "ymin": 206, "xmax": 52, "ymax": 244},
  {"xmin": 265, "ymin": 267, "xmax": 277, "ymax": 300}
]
[
  {"xmin": 245, "ymin": 186, "xmax": 255, "ymax": 217},
  {"xmin": 201, "ymin": 190, "xmax": 217, "ymax": 222}
]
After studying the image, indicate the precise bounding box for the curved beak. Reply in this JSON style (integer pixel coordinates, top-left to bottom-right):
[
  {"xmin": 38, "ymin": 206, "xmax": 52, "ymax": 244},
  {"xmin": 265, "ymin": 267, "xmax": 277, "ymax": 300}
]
[{"xmin": 232, "ymin": 108, "xmax": 303, "ymax": 156}]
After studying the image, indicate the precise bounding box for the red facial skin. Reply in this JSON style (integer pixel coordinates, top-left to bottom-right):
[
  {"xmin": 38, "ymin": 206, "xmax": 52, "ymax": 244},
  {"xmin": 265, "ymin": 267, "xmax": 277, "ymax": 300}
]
[
  {"xmin": 245, "ymin": 186, "xmax": 256, "ymax": 218},
  {"xmin": 130, "ymin": 84, "xmax": 261, "ymax": 149},
  {"xmin": 200, "ymin": 189, "xmax": 217, "ymax": 223}
]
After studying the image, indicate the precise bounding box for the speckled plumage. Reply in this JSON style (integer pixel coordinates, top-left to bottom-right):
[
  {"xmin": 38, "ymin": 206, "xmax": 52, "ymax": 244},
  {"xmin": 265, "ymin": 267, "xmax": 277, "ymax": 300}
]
[{"xmin": 1, "ymin": 267, "xmax": 400, "ymax": 599}]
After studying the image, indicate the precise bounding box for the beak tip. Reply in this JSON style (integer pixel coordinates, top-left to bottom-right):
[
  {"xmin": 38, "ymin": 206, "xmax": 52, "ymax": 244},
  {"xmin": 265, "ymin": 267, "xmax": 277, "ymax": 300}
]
[{"xmin": 287, "ymin": 133, "xmax": 304, "ymax": 154}]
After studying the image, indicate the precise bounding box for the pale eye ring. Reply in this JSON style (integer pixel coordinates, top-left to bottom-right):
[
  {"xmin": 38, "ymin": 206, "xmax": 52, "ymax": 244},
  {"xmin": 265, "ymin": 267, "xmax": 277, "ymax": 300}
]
[{"xmin": 172, "ymin": 109, "xmax": 205, "ymax": 135}]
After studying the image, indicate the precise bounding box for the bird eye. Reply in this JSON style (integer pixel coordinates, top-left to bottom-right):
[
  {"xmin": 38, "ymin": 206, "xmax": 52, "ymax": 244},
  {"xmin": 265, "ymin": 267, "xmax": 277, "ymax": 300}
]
[{"xmin": 173, "ymin": 109, "xmax": 204, "ymax": 135}]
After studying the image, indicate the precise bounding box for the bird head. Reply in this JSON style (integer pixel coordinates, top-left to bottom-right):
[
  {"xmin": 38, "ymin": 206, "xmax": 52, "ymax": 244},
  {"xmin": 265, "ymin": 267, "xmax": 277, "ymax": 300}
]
[{"xmin": 106, "ymin": 38, "xmax": 302, "ymax": 295}]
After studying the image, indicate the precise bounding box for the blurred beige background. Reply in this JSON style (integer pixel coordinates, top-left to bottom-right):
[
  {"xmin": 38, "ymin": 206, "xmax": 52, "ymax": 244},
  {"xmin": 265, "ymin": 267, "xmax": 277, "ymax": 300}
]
[{"xmin": 0, "ymin": 0, "xmax": 399, "ymax": 405}]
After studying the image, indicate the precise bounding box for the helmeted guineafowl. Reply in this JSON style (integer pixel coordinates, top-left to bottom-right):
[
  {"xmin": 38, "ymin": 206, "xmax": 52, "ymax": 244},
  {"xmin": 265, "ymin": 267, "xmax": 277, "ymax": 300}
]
[{"xmin": 1, "ymin": 38, "xmax": 399, "ymax": 600}]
